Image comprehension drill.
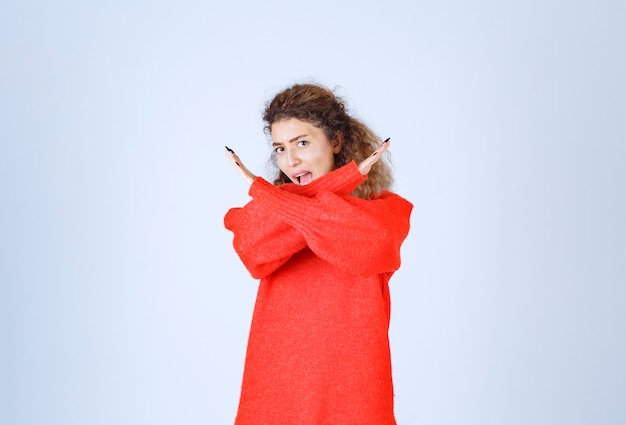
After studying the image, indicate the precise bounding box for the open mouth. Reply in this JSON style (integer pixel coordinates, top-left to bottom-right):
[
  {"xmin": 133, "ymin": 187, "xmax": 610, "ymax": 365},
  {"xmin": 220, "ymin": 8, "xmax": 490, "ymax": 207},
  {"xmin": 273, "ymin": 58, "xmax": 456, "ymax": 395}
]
[{"xmin": 295, "ymin": 172, "xmax": 313, "ymax": 185}]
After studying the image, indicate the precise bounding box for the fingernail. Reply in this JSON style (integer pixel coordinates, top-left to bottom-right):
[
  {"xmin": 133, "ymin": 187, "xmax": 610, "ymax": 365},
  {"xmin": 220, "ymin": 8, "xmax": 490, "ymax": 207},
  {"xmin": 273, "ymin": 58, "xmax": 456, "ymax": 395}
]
[
  {"xmin": 225, "ymin": 145, "xmax": 235, "ymax": 154},
  {"xmin": 382, "ymin": 138, "xmax": 390, "ymax": 144}
]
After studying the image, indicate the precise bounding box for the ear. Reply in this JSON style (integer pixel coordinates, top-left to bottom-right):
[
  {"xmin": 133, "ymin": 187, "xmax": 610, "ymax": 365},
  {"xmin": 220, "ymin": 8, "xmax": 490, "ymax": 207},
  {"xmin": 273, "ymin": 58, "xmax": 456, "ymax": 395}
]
[{"xmin": 331, "ymin": 130, "xmax": 344, "ymax": 154}]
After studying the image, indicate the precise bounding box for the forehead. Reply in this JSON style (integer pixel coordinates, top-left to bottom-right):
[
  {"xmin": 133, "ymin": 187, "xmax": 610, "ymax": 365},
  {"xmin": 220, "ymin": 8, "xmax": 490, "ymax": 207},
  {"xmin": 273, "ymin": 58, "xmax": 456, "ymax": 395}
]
[{"xmin": 271, "ymin": 118, "xmax": 326, "ymax": 143}]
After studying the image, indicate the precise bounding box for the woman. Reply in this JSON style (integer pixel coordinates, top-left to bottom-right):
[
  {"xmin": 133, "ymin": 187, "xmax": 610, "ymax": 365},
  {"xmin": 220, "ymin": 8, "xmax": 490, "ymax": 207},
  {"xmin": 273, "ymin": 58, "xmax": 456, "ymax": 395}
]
[{"xmin": 224, "ymin": 83, "xmax": 412, "ymax": 424}]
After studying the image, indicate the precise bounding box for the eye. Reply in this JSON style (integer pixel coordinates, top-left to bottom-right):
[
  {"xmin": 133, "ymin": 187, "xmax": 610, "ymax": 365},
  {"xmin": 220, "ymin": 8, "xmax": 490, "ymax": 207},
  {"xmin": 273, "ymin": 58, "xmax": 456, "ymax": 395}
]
[
  {"xmin": 274, "ymin": 146, "xmax": 284, "ymax": 154},
  {"xmin": 297, "ymin": 140, "xmax": 308, "ymax": 147}
]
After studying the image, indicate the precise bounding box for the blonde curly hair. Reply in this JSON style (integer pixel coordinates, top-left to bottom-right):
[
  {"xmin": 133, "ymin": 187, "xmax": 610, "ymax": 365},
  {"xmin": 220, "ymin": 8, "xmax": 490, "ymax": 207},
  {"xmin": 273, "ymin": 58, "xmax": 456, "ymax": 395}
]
[{"xmin": 263, "ymin": 83, "xmax": 393, "ymax": 199}]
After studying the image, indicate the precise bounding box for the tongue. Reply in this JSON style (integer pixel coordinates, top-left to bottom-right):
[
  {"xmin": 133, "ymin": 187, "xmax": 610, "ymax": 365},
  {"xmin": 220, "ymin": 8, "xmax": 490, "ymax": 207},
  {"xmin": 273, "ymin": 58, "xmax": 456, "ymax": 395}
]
[{"xmin": 300, "ymin": 172, "xmax": 313, "ymax": 185}]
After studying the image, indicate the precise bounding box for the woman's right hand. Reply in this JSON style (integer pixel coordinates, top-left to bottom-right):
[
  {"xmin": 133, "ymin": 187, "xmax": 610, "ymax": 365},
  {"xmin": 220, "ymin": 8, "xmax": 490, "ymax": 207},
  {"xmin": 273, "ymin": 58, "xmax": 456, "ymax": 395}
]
[
  {"xmin": 358, "ymin": 138, "xmax": 390, "ymax": 176},
  {"xmin": 225, "ymin": 146, "xmax": 256, "ymax": 186}
]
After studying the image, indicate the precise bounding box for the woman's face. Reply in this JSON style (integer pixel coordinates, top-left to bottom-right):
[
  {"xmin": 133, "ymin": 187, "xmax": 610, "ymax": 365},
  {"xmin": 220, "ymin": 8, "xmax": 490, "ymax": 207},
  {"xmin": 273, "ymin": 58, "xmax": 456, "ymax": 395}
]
[{"xmin": 271, "ymin": 118, "xmax": 342, "ymax": 185}]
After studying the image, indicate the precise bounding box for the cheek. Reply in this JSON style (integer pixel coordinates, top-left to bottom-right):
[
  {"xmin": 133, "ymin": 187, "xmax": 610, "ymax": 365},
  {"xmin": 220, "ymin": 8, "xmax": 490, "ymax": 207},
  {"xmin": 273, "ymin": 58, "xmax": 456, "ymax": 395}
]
[
  {"xmin": 321, "ymin": 151, "xmax": 336, "ymax": 172},
  {"xmin": 276, "ymin": 156, "xmax": 289, "ymax": 175},
  {"xmin": 310, "ymin": 148, "xmax": 333, "ymax": 167}
]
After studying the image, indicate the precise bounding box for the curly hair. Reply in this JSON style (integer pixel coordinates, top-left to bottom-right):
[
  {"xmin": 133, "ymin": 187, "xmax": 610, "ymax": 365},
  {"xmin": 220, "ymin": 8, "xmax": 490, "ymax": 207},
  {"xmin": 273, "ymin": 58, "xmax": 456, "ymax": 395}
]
[{"xmin": 263, "ymin": 83, "xmax": 393, "ymax": 199}]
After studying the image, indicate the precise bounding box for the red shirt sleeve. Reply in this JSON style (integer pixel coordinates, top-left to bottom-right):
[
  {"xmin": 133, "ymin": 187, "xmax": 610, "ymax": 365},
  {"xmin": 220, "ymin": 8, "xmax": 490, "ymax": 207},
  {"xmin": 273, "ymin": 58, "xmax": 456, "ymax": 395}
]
[
  {"xmin": 250, "ymin": 180, "xmax": 413, "ymax": 276},
  {"xmin": 224, "ymin": 200, "xmax": 306, "ymax": 279}
]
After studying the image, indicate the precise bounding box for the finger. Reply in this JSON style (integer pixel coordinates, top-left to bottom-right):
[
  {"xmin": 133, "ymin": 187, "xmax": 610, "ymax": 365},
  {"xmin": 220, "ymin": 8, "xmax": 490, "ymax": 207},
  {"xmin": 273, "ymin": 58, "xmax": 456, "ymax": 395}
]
[
  {"xmin": 225, "ymin": 145, "xmax": 242, "ymax": 167},
  {"xmin": 358, "ymin": 138, "xmax": 391, "ymax": 175},
  {"xmin": 368, "ymin": 137, "xmax": 390, "ymax": 161},
  {"xmin": 225, "ymin": 147, "xmax": 250, "ymax": 174},
  {"xmin": 373, "ymin": 137, "xmax": 391, "ymax": 156},
  {"xmin": 225, "ymin": 146, "xmax": 256, "ymax": 185}
]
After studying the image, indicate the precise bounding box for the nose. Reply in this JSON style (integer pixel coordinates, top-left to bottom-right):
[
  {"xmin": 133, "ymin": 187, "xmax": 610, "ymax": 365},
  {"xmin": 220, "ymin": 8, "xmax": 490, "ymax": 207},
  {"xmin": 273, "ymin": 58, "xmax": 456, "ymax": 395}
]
[{"xmin": 286, "ymin": 148, "xmax": 300, "ymax": 167}]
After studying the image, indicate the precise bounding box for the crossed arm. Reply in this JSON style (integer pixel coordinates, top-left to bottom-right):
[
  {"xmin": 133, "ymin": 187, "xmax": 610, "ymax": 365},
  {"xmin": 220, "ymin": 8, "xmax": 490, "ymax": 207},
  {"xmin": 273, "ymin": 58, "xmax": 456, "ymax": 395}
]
[{"xmin": 223, "ymin": 142, "xmax": 412, "ymax": 279}]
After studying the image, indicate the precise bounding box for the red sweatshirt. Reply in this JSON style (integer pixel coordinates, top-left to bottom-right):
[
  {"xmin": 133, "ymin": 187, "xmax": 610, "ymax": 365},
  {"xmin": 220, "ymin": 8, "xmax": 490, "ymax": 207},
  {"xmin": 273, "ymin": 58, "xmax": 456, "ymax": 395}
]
[{"xmin": 224, "ymin": 161, "xmax": 412, "ymax": 425}]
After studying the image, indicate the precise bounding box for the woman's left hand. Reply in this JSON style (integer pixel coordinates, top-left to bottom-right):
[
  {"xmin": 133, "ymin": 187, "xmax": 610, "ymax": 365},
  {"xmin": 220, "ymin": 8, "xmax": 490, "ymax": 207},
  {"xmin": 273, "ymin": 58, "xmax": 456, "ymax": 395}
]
[
  {"xmin": 358, "ymin": 138, "xmax": 390, "ymax": 176},
  {"xmin": 225, "ymin": 146, "xmax": 256, "ymax": 186}
]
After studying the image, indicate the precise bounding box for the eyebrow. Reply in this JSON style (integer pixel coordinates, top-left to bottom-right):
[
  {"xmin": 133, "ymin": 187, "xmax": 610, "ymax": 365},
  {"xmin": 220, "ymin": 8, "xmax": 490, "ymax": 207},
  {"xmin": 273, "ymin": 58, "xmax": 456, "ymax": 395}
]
[{"xmin": 272, "ymin": 134, "xmax": 308, "ymax": 147}]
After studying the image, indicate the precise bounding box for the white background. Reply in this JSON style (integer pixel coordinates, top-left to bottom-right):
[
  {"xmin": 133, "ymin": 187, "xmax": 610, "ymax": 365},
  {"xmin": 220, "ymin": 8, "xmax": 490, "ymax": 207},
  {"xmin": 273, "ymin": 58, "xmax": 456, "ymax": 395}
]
[{"xmin": 2, "ymin": 1, "xmax": 625, "ymax": 424}]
